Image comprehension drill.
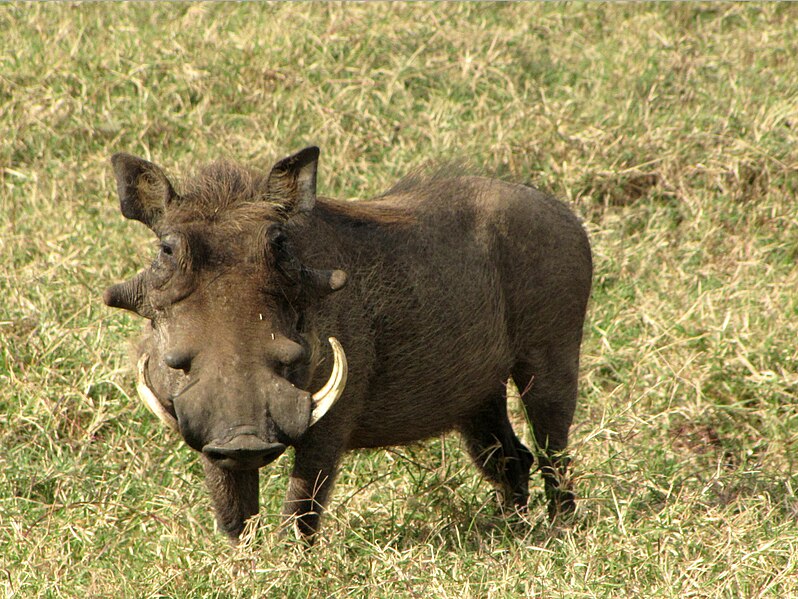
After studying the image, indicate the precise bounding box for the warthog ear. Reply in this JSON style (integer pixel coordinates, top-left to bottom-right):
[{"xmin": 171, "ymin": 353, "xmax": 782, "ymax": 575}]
[
  {"xmin": 111, "ymin": 153, "xmax": 177, "ymax": 229},
  {"xmin": 266, "ymin": 146, "xmax": 319, "ymax": 215}
]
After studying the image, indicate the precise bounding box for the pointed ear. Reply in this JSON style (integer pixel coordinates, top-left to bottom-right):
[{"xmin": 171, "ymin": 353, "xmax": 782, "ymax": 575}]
[
  {"xmin": 266, "ymin": 146, "xmax": 319, "ymax": 215},
  {"xmin": 111, "ymin": 153, "xmax": 177, "ymax": 229}
]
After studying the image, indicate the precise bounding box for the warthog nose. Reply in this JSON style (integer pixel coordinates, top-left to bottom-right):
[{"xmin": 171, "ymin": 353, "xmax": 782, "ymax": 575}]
[{"xmin": 202, "ymin": 435, "xmax": 286, "ymax": 469}]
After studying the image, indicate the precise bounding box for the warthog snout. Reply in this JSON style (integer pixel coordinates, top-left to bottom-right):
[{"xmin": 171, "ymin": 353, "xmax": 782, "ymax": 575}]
[{"xmin": 203, "ymin": 430, "xmax": 286, "ymax": 470}]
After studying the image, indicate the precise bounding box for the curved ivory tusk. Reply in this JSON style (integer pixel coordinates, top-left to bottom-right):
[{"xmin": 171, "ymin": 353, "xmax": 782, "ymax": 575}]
[
  {"xmin": 136, "ymin": 354, "xmax": 179, "ymax": 432},
  {"xmin": 309, "ymin": 337, "xmax": 348, "ymax": 426}
]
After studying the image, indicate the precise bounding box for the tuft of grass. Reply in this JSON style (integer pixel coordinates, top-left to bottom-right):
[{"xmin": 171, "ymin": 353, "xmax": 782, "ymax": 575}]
[{"xmin": 1, "ymin": 3, "xmax": 797, "ymax": 597}]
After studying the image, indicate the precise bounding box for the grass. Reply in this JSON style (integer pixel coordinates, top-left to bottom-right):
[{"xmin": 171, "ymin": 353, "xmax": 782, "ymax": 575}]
[{"xmin": 1, "ymin": 2, "xmax": 797, "ymax": 597}]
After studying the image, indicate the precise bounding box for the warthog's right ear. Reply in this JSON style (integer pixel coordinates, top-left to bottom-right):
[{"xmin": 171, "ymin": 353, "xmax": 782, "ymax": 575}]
[
  {"xmin": 111, "ymin": 153, "xmax": 177, "ymax": 229},
  {"xmin": 266, "ymin": 146, "xmax": 319, "ymax": 216}
]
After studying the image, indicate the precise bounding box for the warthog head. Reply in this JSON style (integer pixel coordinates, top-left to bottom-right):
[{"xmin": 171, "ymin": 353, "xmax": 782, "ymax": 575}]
[{"xmin": 104, "ymin": 147, "xmax": 347, "ymax": 471}]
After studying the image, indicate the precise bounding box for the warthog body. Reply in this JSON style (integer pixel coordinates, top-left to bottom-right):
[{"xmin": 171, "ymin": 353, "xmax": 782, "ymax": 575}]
[{"xmin": 104, "ymin": 147, "xmax": 592, "ymax": 542}]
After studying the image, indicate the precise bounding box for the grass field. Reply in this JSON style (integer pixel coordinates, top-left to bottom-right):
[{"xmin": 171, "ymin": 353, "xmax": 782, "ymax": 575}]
[{"xmin": 1, "ymin": 3, "xmax": 797, "ymax": 597}]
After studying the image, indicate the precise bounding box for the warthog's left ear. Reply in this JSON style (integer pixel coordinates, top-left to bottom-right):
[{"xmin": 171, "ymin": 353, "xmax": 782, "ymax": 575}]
[
  {"xmin": 111, "ymin": 153, "xmax": 177, "ymax": 230},
  {"xmin": 267, "ymin": 146, "xmax": 319, "ymax": 216}
]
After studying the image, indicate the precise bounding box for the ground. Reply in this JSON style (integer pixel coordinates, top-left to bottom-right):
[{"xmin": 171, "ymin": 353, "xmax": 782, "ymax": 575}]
[{"xmin": 1, "ymin": 4, "xmax": 796, "ymax": 597}]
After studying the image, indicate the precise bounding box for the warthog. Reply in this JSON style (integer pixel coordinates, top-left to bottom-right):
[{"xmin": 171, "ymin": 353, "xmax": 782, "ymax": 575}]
[{"xmin": 104, "ymin": 146, "xmax": 592, "ymax": 543}]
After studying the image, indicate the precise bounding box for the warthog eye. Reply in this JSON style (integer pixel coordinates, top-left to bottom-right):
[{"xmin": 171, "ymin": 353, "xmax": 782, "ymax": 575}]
[
  {"xmin": 147, "ymin": 234, "xmax": 191, "ymax": 299},
  {"xmin": 158, "ymin": 234, "xmax": 181, "ymax": 260}
]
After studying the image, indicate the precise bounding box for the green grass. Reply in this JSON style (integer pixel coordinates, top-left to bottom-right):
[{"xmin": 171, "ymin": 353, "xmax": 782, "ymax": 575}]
[{"xmin": 2, "ymin": 3, "xmax": 797, "ymax": 597}]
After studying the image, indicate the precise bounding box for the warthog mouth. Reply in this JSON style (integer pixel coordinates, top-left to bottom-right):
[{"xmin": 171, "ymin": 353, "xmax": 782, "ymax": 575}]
[{"xmin": 203, "ymin": 434, "xmax": 287, "ymax": 470}]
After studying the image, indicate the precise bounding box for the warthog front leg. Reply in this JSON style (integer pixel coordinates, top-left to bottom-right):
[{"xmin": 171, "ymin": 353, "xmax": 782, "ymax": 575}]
[
  {"xmin": 281, "ymin": 442, "xmax": 343, "ymax": 543},
  {"xmin": 202, "ymin": 456, "xmax": 259, "ymax": 542}
]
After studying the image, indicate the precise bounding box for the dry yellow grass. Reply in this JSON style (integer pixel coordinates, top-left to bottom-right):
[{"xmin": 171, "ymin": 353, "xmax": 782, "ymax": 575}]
[{"xmin": 1, "ymin": 3, "xmax": 796, "ymax": 597}]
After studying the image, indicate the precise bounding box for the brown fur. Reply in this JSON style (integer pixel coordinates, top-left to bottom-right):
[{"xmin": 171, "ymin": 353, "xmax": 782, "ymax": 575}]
[{"xmin": 106, "ymin": 148, "xmax": 592, "ymax": 543}]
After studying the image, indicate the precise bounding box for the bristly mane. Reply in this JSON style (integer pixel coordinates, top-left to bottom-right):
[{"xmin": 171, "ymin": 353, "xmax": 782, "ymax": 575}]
[
  {"xmin": 377, "ymin": 162, "xmax": 473, "ymax": 197},
  {"xmin": 167, "ymin": 160, "xmax": 418, "ymax": 228},
  {"xmin": 314, "ymin": 198, "xmax": 417, "ymax": 227},
  {"xmin": 168, "ymin": 161, "xmax": 280, "ymax": 226},
  {"xmin": 162, "ymin": 159, "xmax": 490, "ymax": 231}
]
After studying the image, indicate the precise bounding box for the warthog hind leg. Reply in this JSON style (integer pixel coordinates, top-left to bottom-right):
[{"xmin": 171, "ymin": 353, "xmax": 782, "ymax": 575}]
[
  {"xmin": 513, "ymin": 347, "xmax": 579, "ymax": 520},
  {"xmin": 459, "ymin": 389, "xmax": 533, "ymax": 509}
]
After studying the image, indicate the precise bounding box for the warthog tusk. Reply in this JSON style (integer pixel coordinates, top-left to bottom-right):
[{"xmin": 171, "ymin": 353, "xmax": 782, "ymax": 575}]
[
  {"xmin": 310, "ymin": 337, "xmax": 348, "ymax": 426},
  {"xmin": 136, "ymin": 354, "xmax": 179, "ymax": 432}
]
